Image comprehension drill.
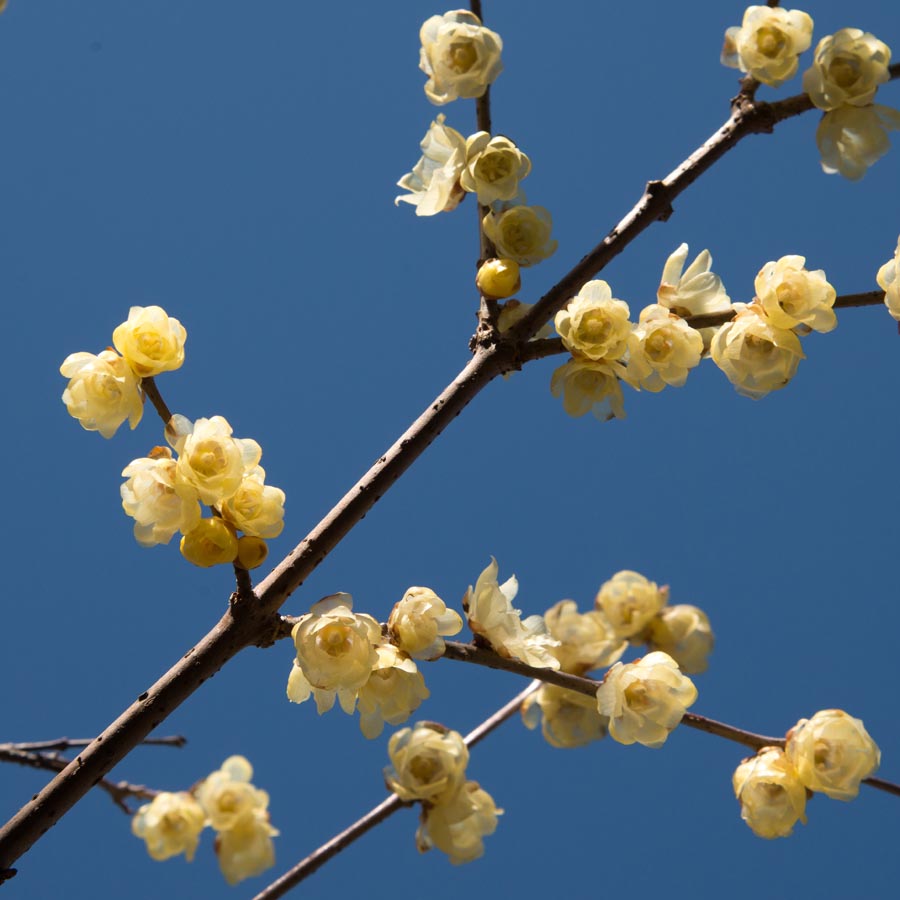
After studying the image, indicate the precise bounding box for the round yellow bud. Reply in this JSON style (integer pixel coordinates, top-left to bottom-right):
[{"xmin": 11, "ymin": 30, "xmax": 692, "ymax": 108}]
[
  {"xmin": 476, "ymin": 258, "xmax": 521, "ymax": 300},
  {"xmin": 236, "ymin": 535, "xmax": 268, "ymax": 570},
  {"xmin": 180, "ymin": 518, "xmax": 239, "ymax": 567}
]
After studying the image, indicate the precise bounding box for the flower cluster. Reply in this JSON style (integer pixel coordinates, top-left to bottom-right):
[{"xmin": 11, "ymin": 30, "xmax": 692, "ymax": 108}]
[
  {"xmin": 734, "ymin": 710, "xmax": 880, "ymax": 838},
  {"xmin": 385, "ymin": 722, "xmax": 501, "ymax": 865},
  {"xmin": 132, "ymin": 755, "xmax": 277, "ymax": 885}
]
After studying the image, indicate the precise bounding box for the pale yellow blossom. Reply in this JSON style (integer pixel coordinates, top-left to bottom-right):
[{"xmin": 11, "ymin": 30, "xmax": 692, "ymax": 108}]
[
  {"xmin": 522, "ymin": 684, "xmax": 609, "ymax": 749},
  {"xmin": 733, "ymin": 747, "xmax": 807, "ymax": 839},
  {"xmin": 877, "ymin": 235, "xmax": 900, "ymax": 320},
  {"xmin": 416, "ymin": 780, "xmax": 501, "ymax": 865},
  {"xmin": 596, "ymin": 651, "xmax": 697, "ymax": 748},
  {"xmin": 395, "ymin": 115, "xmax": 467, "ymax": 216},
  {"xmin": 646, "ymin": 604, "xmax": 714, "ymax": 675},
  {"xmin": 755, "ymin": 256, "xmax": 836, "ymax": 333},
  {"xmin": 219, "ymin": 465, "xmax": 285, "ymax": 539},
  {"xmin": 463, "ymin": 558, "xmax": 560, "ymax": 669},
  {"xmin": 388, "ymin": 586, "xmax": 463, "ymax": 660},
  {"xmin": 385, "ymin": 722, "xmax": 469, "ymax": 803},
  {"xmin": 816, "ymin": 104, "xmax": 900, "ymax": 180},
  {"xmin": 710, "ymin": 303, "xmax": 805, "ymax": 399},
  {"xmin": 482, "ymin": 205, "xmax": 557, "ymax": 267},
  {"xmin": 721, "ymin": 6, "xmax": 813, "ymax": 87},
  {"xmin": 657, "ymin": 244, "xmax": 731, "ymax": 318},
  {"xmin": 803, "ymin": 28, "xmax": 892, "ymax": 111},
  {"xmin": 476, "ymin": 257, "xmax": 521, "ymax": 300},
  {"xmin": 216, "ymin": 810, "xmax": 279, "ymax": 886},
  {"xmin": 236, "ymin": 535, "xmax": 268, "ymax": 570},
  {"xmin": 131, "ymin": 791, "xmax": 206, "ymax": 862},
  {"xmin": 179, "ymin": 517, "xmax": 239, "ymax": 567},
  {"xmin": 543, "ymin": 599, "xmax": 626, "ymax": 675},
  {"xmin": 419, "ymin": 10, "xmax": 503, "ymax": 105},
  {"xmin": 121, "ymin": 447, "xmax": 202, "ymax": 546},
  {"xmin": 196, "ymin": 756, "xmax": 270, "ymax": 833},
  {"xmin": 555, "ymin": 281, "xmax": 631, "ymax": 362},
  {"xmin": 785, "ymin": 709, "xmax": 880, "ymax": 800},
  {"xmin": 595, "ymin": 570, "xmax": 668, "ymax": 640},
  {"xmin": 357, "ymin": 643, "xmax": 430, "ymax": 739},
  {"xmin": 550, "ymin": 359, "xmax": 625, "ymax": 421},
  {"xmin": 460, "ymin": 133, "xmax": 531, "ymax": 205},
  {"xmin": 112, "ymin": 305, "xmax": 186, "ymax": 378},
  {"xmin": 621, "ymin": 304, "xmax": 704, "ymax": 392},
  {"xmin": 60, "ymin": 349, "xmax": 143, "ymax": 438}
]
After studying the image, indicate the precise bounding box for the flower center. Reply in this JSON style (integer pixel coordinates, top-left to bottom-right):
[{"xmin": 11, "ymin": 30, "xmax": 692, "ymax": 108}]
[
  {"xmin": 756, "ymin": 26, "xmax": 786, "ymax": 59},
  {"xmin": 828, "ymin": 56, "xmax": 861, "ymax": 89},
  {"xmin": 446, "ymin": 40, "xmax": 477, "ymax": 74},
  {"xmin": 316, "ymin": 623, "xmax": 351, "ymax": 657}
]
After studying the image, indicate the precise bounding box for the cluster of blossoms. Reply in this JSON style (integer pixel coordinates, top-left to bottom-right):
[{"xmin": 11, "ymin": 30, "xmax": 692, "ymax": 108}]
[
  {"xmin": 132, "ymin": 756, "xmax": 278, "ymax": 885},
  {"xmin": 385, "ymin": 722, "xmax": 501, "ymax": 865},
  {"xmin": 733, "ymin": 710, "xmax": 880, "ymax": 838},
  {"xmin": 722, "ymin": 6, "xmax": 898, "ymax": 179},
  {"xmin": 287, "ymin": 590, "xmax": 463, "ymax": 738}
]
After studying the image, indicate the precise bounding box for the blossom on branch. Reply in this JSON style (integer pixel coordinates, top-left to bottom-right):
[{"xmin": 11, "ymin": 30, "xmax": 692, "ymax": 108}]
[
  {"xmin": 595, "ymin": 570, "xmax": 668, "ymax": 641},
  {"xmin": 356, "ymin": 643, "xmax": 430, "ymax": 739},
  {"xmin": 754, "ymin": 255, "xmax": 836, "ymax": 333},
  {"xmin": 732, "ymin": 747, "xmax": 807, "ymax": 839},
  {"xmin": 476, "ymin": 257, "xmax": 521, "ymax": 300},
  {"xmin": 803, "ymin": 28, "xmax": 892, "ymax": 111},
  {"xmin": 621, "ymin": 304, "xmax": 703, "ymax": 392},
  {"xmin": 543, "ymin": 599, "xmax": 626, "ymax": 675},
  {"xmin": 219, "ymin": 465, "xmax": 286, "ymax": 539},
  {"xmin": 460, "ymin": 133, "xmax": 531, "ymax": 205},
  {"xmin": 646, "ymin": 604, "xmax": 714, "ymax": 675},
  {"xmin": 816, "ymin": 104, "xmax": 900, "ymax": 180},
  {"xmin": 388, "ymin": 586, "xmax": 464, "ymax": 660},
  {"xmin": 657, "ymin": 243, "xmax": 730, "ymax": 318},
  {"xmin": 112, "ymin": 305, "xmax": 186, "ymax": 378},
  {"xmin": 877, "ymin": 235, "xmax": 900, "ymax": 320},
  {"xmin": 522, "ymin": 684, "xmax": 609, "ymax": 749},
  {"xmin": 384, "ymin": 722, "xmax": 469, "ymax": 803},
  {"xmin": 554, "ymin": 280, "xmax": 631, "ymax": 362},
  {"xmin": 416, "ymin": 780, "xmax": 501, "ymax": 865},
  {"xmin": 131, "ymin": 792, "xmax": 206, "ymax": 862},
  {"xmin": 60, "ymin": 349, "xmax": 143, "ymax": 438},
  {"xmin": 179, "ymin": 517, "xmax": 239, "ymax": 567},
  {"xmin": 395, "ymin": 114, "xmax": 467, "ymax": 216},
  {"xmin": 550, "ymin": 358, "xmax": 625, "ymax": 421},
  {"xmin": 482, "ymin": 204, "xmax": 557, "ymax": 267},
  {"xmin": 215, "ymin": 809, "xmax": 279, "ymax": 886}
]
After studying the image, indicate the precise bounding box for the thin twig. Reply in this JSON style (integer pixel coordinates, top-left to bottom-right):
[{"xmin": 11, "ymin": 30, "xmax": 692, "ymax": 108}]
[
  {"xmin": 252, "ymin": 681, "xmax": 540, "ymax": 900},
  {"xmin": 0, "ymin": 735, "xmax": 186, "ymax": 753},
  {"xmin": 141, "ymin": 377, "xmax": 172, "ymax": 424}
]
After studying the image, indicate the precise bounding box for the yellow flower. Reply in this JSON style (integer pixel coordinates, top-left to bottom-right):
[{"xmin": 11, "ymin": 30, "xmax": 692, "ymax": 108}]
[
  {"xmin": 235, "ymin": 535, "xmax": 268, "ymax": 570},
  {"xmin": 733, "ymin": 747, "xmax": 807, "ymax": 839},
  {"xmin": 179, "ymin": 517, "xmax": 239, "ymax": 567},
  {"xmin": 710, "ymin": 303, "xmax": 805, "ymax": 399},
  {"xmin": 131, "ymin": 791, "xmax": 206, "ymax": 862},
  {"xmin": 215, "ymin": 809, "xmax": 279, "ymax": 885},
  {"xmin": 554, "ymin": 280, "xmax": 631, "ymax": 362},
  {"xmin": 816, "ymin": 104, "xmax": 900, "ymax": 181},
  {"xmin": 522, "ymin": 684, "xmax": 609, "ymax": 749},
  {"xmin": 196, "ymin": 756, "xmax": 270, "ymax": 833},
  {"xmin": 621, "ymin": 304, "xmax": 704, "ymax": 392},
  {"xmin": 543, "ymin": 599, "xmax": 626, "ymax": 675},
  {"xmin": 460, "ymin": 133, "xmax": 531, "ymax": 205},
  {"xmin": 419, "ymin": 10, "xmax": 503, "ymax": 105},
  {"xmin": 877, "ymin": 235, "xmax": 900, "ymax": 320},
  {"xmin": 356, "ymin": 643, "xmax": 430, "ymax": 740},
  {"xmin": 463, "ymin": 558, "xmax": 561, "ymax": 670},
  {"xmin": 482, "ymin": 205, "xmax": 557, "ymax": 267},
  {"xmin": 112, "ymin": 305, "xmax": 186, "ymax": 378},
  {"xmin": 803, "ymin": 28, "xmax": 892, "ymax": 111},
  {"xmin": 387, "ymin": 586, "xmax": 463, "ymax": 660},
  {"xmin": 754, "ymin": 256, "xmax": 836, "ymax": 333},
  {"xmin": 785, "ymin": 709, "xmax": 880, "ymax": 800},
  {"xmin": 721, "ymin": 6, "xmax": 813, "ymax": 87},
  {"xmin": 60, "ymin": 349, "xmax": 143, "ymax": 439},
  {"xmin": 646, "ymin": 604, "xmax": 714, "ymax": 675},
  {"xmin": 595, "ymin": 570, "xmax": 668, "ymax": 640},
  {"xmin": 395, "ymin": 114, "xmax": 467, "ymax": 216},
  {"xmin": 167, "ymin": 414, "xmax": 262, "ymax": 506},
  {"xmin": 219, "ymin": 465, "xmax": 286, "ymax": 539},
  {"xmin": 657, "ymin": 243, "xmax": 730, "ymax": 318},
  {"xmin": 416, "ymin": 781, "xmax": 501, "ymax": 865},
  {"xmin": 121, "ymin": 447, "xmax": 202, "ymax": 547},
  {"xmin": 476, "ymin": 257, "xmax": 521, "ymax": 300},
  {"xmin": 596, "ymin": 651, "xmax": 697, "ymax": 748},
  {"xmin": 385, "ymin": 722, "xmax": 469, "ymax": 803},
  {"xmin": 550, "ymin": 359, "xmax": 625, "ymax": 421}
]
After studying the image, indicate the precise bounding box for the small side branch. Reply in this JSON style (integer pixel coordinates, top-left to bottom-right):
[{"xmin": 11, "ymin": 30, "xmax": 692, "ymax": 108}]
[{"xmin": 141, "ymin": 377, "xmax": 172, "ymax": 425}]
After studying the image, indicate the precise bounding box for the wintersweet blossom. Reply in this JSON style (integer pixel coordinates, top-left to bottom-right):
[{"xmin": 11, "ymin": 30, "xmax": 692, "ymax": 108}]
[
  {"xmin": 460, "ymin": 133, "xmax": 531, "ymax": 205},
  {"xmin": 733, "ymin": 747, "xmax": 807, "ymax": 839},
  {"xmin": 131, "ymin": 792, "xmax": 206, "ymax": 862},
  {"xmin": 112, "ymin": 305, "xmax": 186, "ymax": 377},
  {"xmin": 463, "ymin": 558, "xmax": 560, "ymax": 669},
  {"xmin": 543, "ymin": 600, "xmax": 626, "ymax": 675},
  {"xmin": 195, "ymin": 756, "xmax": 270, "ymax": 833},
  {"xmin": 754, "ymin": 256, "xmax": 836, "ymax": 333},
  {"xmin": 60, "ymin": 349, "xmax": 143, "ymax": 438},
  {"xmin": 219, "ymin": 466, "xmax": 285, "ymax": 539},
  {"xmin": 646, "ymin": 605, "xmax": 714, "ymax": 675},
  {"xmin": 395, "ymin": 115, "xmax": 467, "ymax": 216},
  {"xmin": 476, "ymin": 257, "xmax": 521, "ymax": 300},
  {"xmin": 121, "ymin": 447, "xmax": 202, "ymax": 546},
  {"xmin": 596, "ymin": 651, "xmax": 697, "ymax": 748},
  {"xmin": 710, "ymin": 303, "xmax": 805, "ymax": 399},
  {"xmin": 288, "ymin": 594, "xmax": 380, "ymax": 713},
  {"xmin": 657, "ymin": 244, "xmax": 731, "ymax": 318},
  {"xmin": 385, "ymin": 722, "xmax": 469, "ymax": 803},
  {"xmin": 388, "ymin": 586, "xmax": 464, "ymax": 660},
  {"xmin": 236, "ymin": 535, "xmax": 268, "ymax": 570},
  {"xmin": 816, "ymin": 104, "xmax": 900, "ymax": 180},
  {"xmin": 216, "ymin": 809, "xmax": 279, "ymax": 886},
  {"xmin": 522, "ymin": 684, "xmax": 609, "ymax": 749},
  {"xmin": 803, "ymin": 28, "xmax": 892, "ymax": 111},
  {"xmin": 721, "ymin": 6, "xmax": 813, "ymax": 87},
  {"xmin": 416, "ymin": 781, "xmax": 501, "ymax": 865},
  {"xmin": 877, "ymin": 235, "xmax": 900, "ymax": 320},
  {"xmin": 179, "ymin": 517, "xmax": 239, "ymax": 567},
  {"xmin": 482, "ymin": 205, "xmax": 557, "ymax": 267},
  {"xmin": 550, "ymin": 359, "xmax": 625, "ymax": 421},
  {"xmin": 554, "ymin": 281, "xmax": 631, "ymax": 362},
  {"xmin": 595, "ymin": 570, "xmax": 668, "ymax": 641},
  {"xmin": 356, "ymin": 643, "xmax": 431, "ymax": 739},
  {"xmin": 622, "ymin": 304, "xmax": 704, "ymax": 392},
  {"xmin": 785, "ymin": 709, "xmax": 880, "ymax": 800},
  {"xmin": 167, "ymin": 414, "xmax": 262, "ymax": 506},
  {"xmin": 419, "ymin": 10, "xmax": 503, "ymax": 105}
]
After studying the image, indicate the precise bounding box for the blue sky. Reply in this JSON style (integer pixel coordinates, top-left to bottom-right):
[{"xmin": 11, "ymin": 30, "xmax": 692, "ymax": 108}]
[{"xmin": 1, "ymin": 1, "xmax": 899, "ymax": 897}]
